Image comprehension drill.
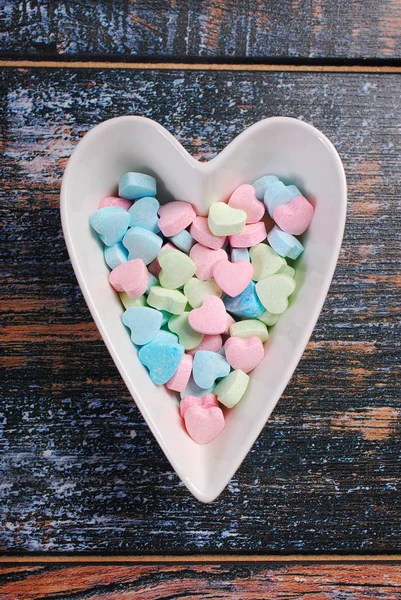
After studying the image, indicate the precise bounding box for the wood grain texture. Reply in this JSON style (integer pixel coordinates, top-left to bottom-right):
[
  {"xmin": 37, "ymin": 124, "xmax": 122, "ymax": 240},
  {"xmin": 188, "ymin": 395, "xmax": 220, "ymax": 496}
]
[
  {"xmin": 1, "ymin": 562, "xmax": 401, "ymax": 599},
  {"xmin": 0, "ymin": 68, "xmax": 400, "ymax": 554},
  {"xmin": 1, "ymin": 0, "xmax": 401, "ymax": 61}
]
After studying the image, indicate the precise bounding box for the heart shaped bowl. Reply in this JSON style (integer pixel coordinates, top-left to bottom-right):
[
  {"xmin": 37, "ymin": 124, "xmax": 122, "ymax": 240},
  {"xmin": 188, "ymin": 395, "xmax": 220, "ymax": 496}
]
[{"xmin": 61, "ymin": 116, "xmax": 347, "ymax": 502}]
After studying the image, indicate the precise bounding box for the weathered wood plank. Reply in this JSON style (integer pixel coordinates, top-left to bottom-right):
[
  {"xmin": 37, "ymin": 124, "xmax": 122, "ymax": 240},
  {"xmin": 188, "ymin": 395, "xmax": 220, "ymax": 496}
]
[
  {"xmin": 1, "ymin": 563, "xmax": 401, "ymax": 599},
  {"xmin": 1, "ymin": 0, "xmax": 401, "ymax": 61},
  {"xmin": 0, "ymin": 68, "xmax": 400, "ymax": 553}
]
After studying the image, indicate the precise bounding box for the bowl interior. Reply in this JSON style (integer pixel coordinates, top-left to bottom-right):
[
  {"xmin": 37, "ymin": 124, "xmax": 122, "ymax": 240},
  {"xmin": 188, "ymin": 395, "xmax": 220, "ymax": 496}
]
[{"xmin": 61, "ymin": 116, "xmax": 346, "ymax": 502}]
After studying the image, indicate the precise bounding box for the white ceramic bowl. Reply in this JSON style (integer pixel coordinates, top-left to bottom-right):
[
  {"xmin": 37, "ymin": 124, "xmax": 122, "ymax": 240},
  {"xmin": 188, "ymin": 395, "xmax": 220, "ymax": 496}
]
[{"xmin": 61, "ymin": 116, "xmax": 347, "ymax": 503}]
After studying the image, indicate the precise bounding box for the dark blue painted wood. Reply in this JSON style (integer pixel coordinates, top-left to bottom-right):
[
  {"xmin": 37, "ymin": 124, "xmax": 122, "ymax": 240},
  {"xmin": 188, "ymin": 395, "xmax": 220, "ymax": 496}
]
[
  {"xmin": 1, "ymin": 0, "xmax": 401, "ymax": 60},
  {"xmin": 0, "ymin": 68, "xmax": 400, "ymax": 553}
]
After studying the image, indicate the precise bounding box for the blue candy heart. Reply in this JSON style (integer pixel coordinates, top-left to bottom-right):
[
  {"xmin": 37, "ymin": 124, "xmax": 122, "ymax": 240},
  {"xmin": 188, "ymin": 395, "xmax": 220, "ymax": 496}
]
[
  {"xmin": 192, "ymin": 351, "xmax": 230, "ymax": 389},
  {"xmin": 90, "ymin": 206, "xmax": 130, "ymax": 246},
  {"xmin": 122, "ymin": 226, "xmax": 163, "ymax": 265},
  {"xmin": 139, "ymin": 341, "xmax": 184, "ymax": 385},
  {"xmin": 128, "ymin": 197, "xmax": 160, "ymax": 233},
  {"xmin": 104, "ymin": 241, "xmax": 128, "ymax": 269},
  {"xmin": 122, "ymin": 307, "xmax": 163, "ymax": 346},
  {"xmin": 223, "ymin": 281, "xmax": 264, "ymax": 318},
  {"xmin": 267, "ymin": 225, "xmax": 304, "ymax": 260},
  {"xmin": 179, "ymin": 375, "xmax": 215, "ymax": 399}
]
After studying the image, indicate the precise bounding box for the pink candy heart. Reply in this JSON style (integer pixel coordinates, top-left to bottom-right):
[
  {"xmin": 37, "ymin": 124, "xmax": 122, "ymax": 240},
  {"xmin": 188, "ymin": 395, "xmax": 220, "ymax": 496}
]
[
  {"xmin": 188, "ymin": 296, "xmax": 228, "ymax": 335},
  {"xmin": 108, "ymin": 259, "xmax": 148, "ymax": 298},
  {"xmin": 158, "ymin": 201, "xmax": 196, "ymax": 237},
  {"xmin": 273, "ymin": 195, "xmax": 314, "ymax": 235},
  {"xmin": 190, "ymin": 216, "xmax": 226, "ymax": 249},
  {"xmin": 187, "ymin": 334, "xmax": 223, "ymax": 356},
  {"xmin": 98, "ymin": 196, "xmax": 132, "ymax": 211},
  {"xmin": 189, "ymin": 243, "xmax": 228, "ymax": 281},
  {"xmin": 184, "ymin": 404, "xmax": 225, "ymax": 444},
  {"xmin": 180, "ymin": 393, "xmax": 219, "ymax": 418},
  {"xmin": 228, "ymin": 184, "xmax": 265, "ymax": 223},
  {"xmin": 229, "ymin": 221, "xmax": 267, "ymax": 248},
  {"xmin": 224, "ymin": 336, "xmax": 265, "ymax": 373},
  {"xmin": 166, "ymin": 354, "xmax": 193, "ymax": 393},
  {"xmin": 213, "ymin": 259, "xmax": 253, "ymax": 297}
]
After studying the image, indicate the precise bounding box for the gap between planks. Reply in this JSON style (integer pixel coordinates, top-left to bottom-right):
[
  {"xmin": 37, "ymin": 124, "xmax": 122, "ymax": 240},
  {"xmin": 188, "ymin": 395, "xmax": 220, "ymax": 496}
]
[
  {"xmin": 1, "ymin": 60, "xmax": 401, "ymax": 73},
  {"xmin": 0, "ymin": 555, "xmax": 401, "ymax": 564}
]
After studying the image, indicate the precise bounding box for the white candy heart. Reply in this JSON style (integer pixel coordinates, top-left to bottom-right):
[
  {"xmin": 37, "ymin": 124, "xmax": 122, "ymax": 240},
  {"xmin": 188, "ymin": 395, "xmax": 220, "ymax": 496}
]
[{"xmin": 61, "ymin": 116, "xmax": 346, "ymax": 502}]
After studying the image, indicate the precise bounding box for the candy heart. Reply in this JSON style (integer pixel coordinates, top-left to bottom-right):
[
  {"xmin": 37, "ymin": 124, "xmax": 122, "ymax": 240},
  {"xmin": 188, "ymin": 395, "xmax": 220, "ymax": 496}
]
[
  {"xmin": 231, "ymin": 248, "xmax": 250, "ymax": 262},
  {"xmin": 286, "ymin": 184, "xmax": 302, "ymax": 198},
  {"xmin": 98, "ymin": 196, "xmax": 133, "ymax": 211},
  {"xmin": 119, "ymin": 292, "xmax": 146, "ymax": 309},
  {"xmin": 180, "ymin": 375, "xmax": 215, "ymax": 399},
  {"xmin": 267, "ymin": 225, "xmax": 304, "ymax": 260},
  {"xmin": 104, "ymin": 241, "xmax": 128, "ymax": 270},
  {"xmin": 249, "ymin": 243, "xmax": 286, "ymax": 281},
  {"xmin": 188, "ymin": 296, "xmax": 228, "ymax": 335},
  {"xmin": 213, "ymin": 260, "xmax": 253, "ymax": 298},
  {"xmin": 184, "ymin": 405, "xmax": 225, "ymax": 445},
  {"xmin": 192, "ymin": 350, "xmax": 230, "ymax": 389},
  {"xmin": 168, "ymin": 312, "xmax": 204, "ymax": 350},
  {"xmin": 208, "ymin": 203, "xmax": 246, "ymax": 236},
  {"xmin": 255, "ymin": 274, "xmax": 296, "ymax": 314},
  {"xmin": 263, "ymin": 179, "xmax": 293, "ymax": 216},
  {"xmin": 109, "ymin": 259, "xmax": 148, "ymax": 298},
  {"xmin": 147, "ymin": 286, "xmax": 187, "ymax": 315},
  {"xmin": 273, "ymin": 194, "xmax": 314, "ymax": 235},
  {"xmin": 252, "ymin": 175, "xmax": 279, "ymax": 201},
  {"xmin": 229, "ymin": 221, "xmax": 267, "ymax": 248},
  {"xmin": 224, "ymin": 336, "xmax": 265, "ymax": 373},
  {"xmin": 169, "ymin": 229, "xmax": 195, "ymax": 254},
  {"xmin": 152, "ymin": 330, "xmax": 179, "ymax": 346},
  {"xmin": 229, "ymin": 319, "xmax": 268, "ymax": 343},
  {"xmin": 122, "ymin": 306, "xmax": 163, "ymax": 345},
  {"xmin": 214, "ymin": 369, "xmax": 249, "ymax": 408},
  {"xmin": 183, "ymin": 277, "xmax": 222, "ymax": 309},
  {"xmin": 148, "ymin": 242, "xmax": 176, "ymax": 277},
  {"xmin": 128, "ymin": 196, "xmax": 160, "ymax": 232},
  {"xmin": 166, "ymin": 354, "xmax": 193, "ymax": 393},
  {"xmin": 189, "ymin": 244, "xmax": 228, "ymax": 281},
  {"xmin": 158, "ymin": 249, "xmax": 196, "ymax": 289},
  {"xmin": 122, "ymin": 227, "xmax": 162, "ymax": 264},
  {"xmin": 119, "ymin": 172, "xmax": 156, "ymax": 200},
  {"xmin": 138, "ymin": 340, "xmax": 184, "ymax": 385},
  {"xmin": 190, "ymin": 216, "xmax": 226, "ymax": 249},
  {"xmin": 258, "ymin": 310, "xmax": 280, "ymax": 326},
  {"xmin": 187, "ymin": 334, "xmax": 223, "ymax": 356},
  {"xmin": 158, "ymin": 200, "xmax": 196, "ymax": 237},
  {"xmin": 180, "ymin": 393, "xmax": 219, "ymax": 418},
  {"xmin": 279, "ymin": 264, "xmax": 295, "ymax": 278},
  {"xmin": 223, "ymin": 281, "xmax": 264, "ymax": 318},
  {"xmin": 228, "ymin": 184, "xmax": 265, "ymax": 223},
  {"xmin": 90, "ymin": 206, "xmax": 130, "ymax": 246}
]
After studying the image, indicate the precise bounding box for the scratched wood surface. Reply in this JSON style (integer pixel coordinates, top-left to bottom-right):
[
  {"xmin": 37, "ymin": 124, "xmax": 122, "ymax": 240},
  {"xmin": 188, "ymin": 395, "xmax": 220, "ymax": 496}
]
[
  {"xmin": 1, "ymin": 68, "xmax": 400, "ymax": 554},
  {"xmin": 1, "ymin": 0, "xmax": 401, "ymax": 61},
  {"xmin": 1, "ymin": 562, "xmax": 401, "ymax": 599}
]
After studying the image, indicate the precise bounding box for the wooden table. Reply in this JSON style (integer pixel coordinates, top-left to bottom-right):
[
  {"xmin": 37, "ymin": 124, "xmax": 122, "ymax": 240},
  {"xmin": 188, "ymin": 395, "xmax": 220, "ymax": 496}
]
[{"xmin": 1, "ymin": 1, "xmax": 400, "ymax": 597}]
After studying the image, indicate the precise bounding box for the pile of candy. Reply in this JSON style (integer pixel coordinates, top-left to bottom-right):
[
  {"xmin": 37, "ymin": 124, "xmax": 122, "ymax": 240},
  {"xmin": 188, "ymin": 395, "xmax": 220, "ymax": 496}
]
[{"xmin": 90, "ymin": 172, "xmax": 314, "ymax": 444}]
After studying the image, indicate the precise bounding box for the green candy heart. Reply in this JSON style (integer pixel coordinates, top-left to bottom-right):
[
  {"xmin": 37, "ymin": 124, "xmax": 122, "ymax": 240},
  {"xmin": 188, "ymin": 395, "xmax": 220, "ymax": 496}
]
[
  {"xmin": 258, "ymin": 311, "xmax": 280, "ymax": 327},
  {"xmin": 168, "ymin": 311, "xmax": 204, "ymax": 350},
  {"xmin": 159, "ymin": 249, "xmax": 196, "ymax": 290},
  {"xmin": 214, "ymin": 369, "xmax": 249, "ymax": 408},
  {"xmin": 278, "ymin": 264, "xmax": 295, "ymax": 278},
  {"xmin": 229, "ymin": 319, "xmax": 269, "ymax": 343},
  {"xmin": 208, "ymin": 202, "xmax": 246, "ymax": 236},
  {"xmin": 119, "ymin": 293, "xmax": 146, "ymax": 309},
  {"xmin": 147, "ymin": 286, "xmax": 187, "ymax": 315},
  {"xmin": 183, "ymin": 277, "xmax": 222, "ymax": 309},
  {"xmin": 255, "ymin": 274, "xmax": 296, "ymax": 314},
  {"xmin": 249, "ymin": 243, "xmax": 286, "ymax": 281}
]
